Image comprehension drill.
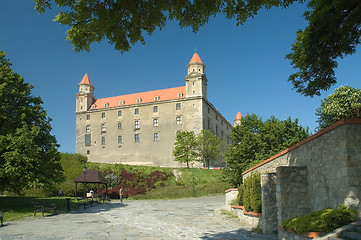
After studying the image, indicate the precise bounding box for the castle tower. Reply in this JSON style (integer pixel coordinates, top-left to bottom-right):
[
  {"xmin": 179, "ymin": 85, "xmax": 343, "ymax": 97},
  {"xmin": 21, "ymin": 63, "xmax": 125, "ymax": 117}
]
[
  {"xmin": 185, "ymin": 52, "xmax": 207, "ymax": 99},
  {"xmin": 234, "ymin": 112, "xmax": 242, "ymax": 126},
  {"xmin": 76, "ymin": 73, "xmax": 95, "ymax": 112}
]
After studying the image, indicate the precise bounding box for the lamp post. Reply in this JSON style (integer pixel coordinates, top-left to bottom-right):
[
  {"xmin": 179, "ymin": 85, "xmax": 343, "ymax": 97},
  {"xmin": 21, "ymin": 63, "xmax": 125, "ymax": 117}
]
[{"xmin": 83, "ymin": 164, "xmax": 87, "ymax": 199}]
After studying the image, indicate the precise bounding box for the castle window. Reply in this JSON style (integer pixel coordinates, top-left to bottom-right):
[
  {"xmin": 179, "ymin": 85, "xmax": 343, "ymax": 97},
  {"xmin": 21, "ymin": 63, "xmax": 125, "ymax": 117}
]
[
  {"xmin": 118, "ymin": 110, "xmax": 122, "ymax": 116},
  {"xmin": 135, "ymin": 108, "xmax": 139, "ymax": 114},
  {"xmin": 92, "ymin": 105, "xmax": 96, "ymax": 109},
  {"xmin": 136, "ymin": 98, "xmax": 142, "ymax": 103},
  {"xmin": 119, "ymin": 100, "xmax": 125, "ymax": 105},
  {"xmin": 221, "ymin": 131, "xmax": 224, "ymax": 139},
  {"xmin": 118, "ymin": 135, "xmax": 123, "ymax": 144},
  {"xmin": 176, "ymin": 116, "xmax": 182, "ymax": 125},
  {"xmin": 101, "ymin": 136, "xmax": 106, "ymax": 145},
  {"xmin": 101, "ymin": 112, "xmax": 105, "ymax": 118},
  {"xmin": 104, "ymin": 103, "xmax": 109, "ymax": 107},
  {"xmin": 193, "ymin": 82, "xmax": 195, "ymax": 86},
  {"xmin": 87, "ymin": 150, "xmax": 90, "ymax": 155},
  {"xmin": 221, "ymin": 121, "xmax": 223, "ymax": 126},
  {"xmin": 176, "ymin": 103, "xmax": 181, "ymax": 110},
  {"xmin": 192, "ymin": 90, "xmax": 195, "ymax": 95},
  {"xmin": 177, "ymin": 93, "xmax": 183, "ymax": 98},
  {"xmin": 154, "ymin": 96, "xmax": 160, "ymax": 101},
  {"xmin": 118, "ymin": 122, "xmax": 122, "ymax": 130},
  {"xmin": 208, "ymin": 118, "xmax": 210, "ymax": 129},
  {"xmin": 216, "ymin": 124, "xmax": 218, "ymax": 135},
  {"xmin": 86, "ymin": 125, "xmax": 90, "ymax": 133},
  {"xmin": 154, "ymin": 133, "xmax": 159, "ymax": 142},
  {"xmin": 86, "ymin": 114, "xmax": 90, "ymax": 120},
  {"xmin": 153, "ymin": 118, "xmax": 159, "ymax": 127},
  {"xmin": 216, "ymin": 115, "xmax": 218, "ymax": 121},
  {"xmin": 85, "ymin": 134, "xmax": 91, "ymax": 146},
  {"xmin": 101, "ymin": 124, "xmax": 106, "ymax": 132},
  {"xmin": 134, "ymin": 133, "xmax": 140, "ymax": 143},
  {"xmin": 135, "ymin": 120, "xmax": 140, "ymax": 129},
  {"xmin": 208, "ymin": 108, "xmax": 210, "ymax": 114},
  {"xmin": 153, "ymin": 106, "xmax": 158, "ymax": 113}
]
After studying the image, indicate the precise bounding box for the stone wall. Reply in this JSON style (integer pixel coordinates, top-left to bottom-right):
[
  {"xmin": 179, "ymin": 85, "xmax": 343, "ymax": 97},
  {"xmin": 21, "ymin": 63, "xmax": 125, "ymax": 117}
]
[
  {"xmin": 276, "ymin": 166, "xmax": 309, "ymax": 226},
  {"xmin": 225, "ymin": 188, "xmax": 238, "ymax": 211},
  {"xmin": 243, "ymin": 119, "xmax": 361, "ymax": 216},
  {"xmin": 261, "ymin": 173, "xmax": 277, "ymax": 233},
  {"xmin": 230, "ymin": 206, "xmax": 261, "ymax": 229}
]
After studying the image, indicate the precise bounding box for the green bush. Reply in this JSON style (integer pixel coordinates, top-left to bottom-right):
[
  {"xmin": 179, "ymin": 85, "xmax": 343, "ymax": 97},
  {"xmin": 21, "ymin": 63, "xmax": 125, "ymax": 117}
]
[
  {"xmin": 281, "ymin": 205, "xmax": 355, "ymax": 234},
  {"xmin": 242, "ymin": 173, "xmax": 261, "ymax": 213},
  {"xmin": 237, "ymin": 184, "xmax": 243, "ymax": 206}
]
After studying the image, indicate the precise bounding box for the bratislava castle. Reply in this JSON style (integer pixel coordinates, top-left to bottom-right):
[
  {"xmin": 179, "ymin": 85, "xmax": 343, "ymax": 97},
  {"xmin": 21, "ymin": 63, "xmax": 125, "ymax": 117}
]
[{"xmin": 76, "ymin": 53, "xmax": 234, "ymax": 167}]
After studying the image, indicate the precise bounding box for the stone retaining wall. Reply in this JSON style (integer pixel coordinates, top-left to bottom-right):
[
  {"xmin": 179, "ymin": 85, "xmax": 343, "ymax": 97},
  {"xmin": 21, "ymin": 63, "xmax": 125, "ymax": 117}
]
[
  {"xmin": 243, "ymin": 119, "xmax": 361, "ymax": 216},
  {"xmin": 230, "ymin": 206, "xmax": 262, "ymax": 229},
  {"xmin": 225, "ymin": 188, "xmax": 238, "ymax": 211}
]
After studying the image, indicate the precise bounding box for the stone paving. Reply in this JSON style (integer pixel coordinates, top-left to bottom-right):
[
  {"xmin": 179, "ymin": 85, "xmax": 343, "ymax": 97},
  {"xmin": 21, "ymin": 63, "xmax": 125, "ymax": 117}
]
[{"xmin": 0, "ymin": 195, "xmax": 277, "ymax": 240}]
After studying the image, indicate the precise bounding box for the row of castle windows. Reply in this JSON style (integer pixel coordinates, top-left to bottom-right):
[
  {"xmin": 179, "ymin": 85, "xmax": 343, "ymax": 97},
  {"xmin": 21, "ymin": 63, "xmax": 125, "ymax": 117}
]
[
  {"xmin": 85, "ymin": 116, "xmax": 182, "ymax": 133},
  {"xmin": 87, "ymin": 103, "xmax": 182, "ymax": 120},
  {"xmin": 84, "ymin": 132, "xmax": 159, "ymax": 146},
  {"xmin": 90, "ymin": 94, "xmax": 184, "ymax": 109}
]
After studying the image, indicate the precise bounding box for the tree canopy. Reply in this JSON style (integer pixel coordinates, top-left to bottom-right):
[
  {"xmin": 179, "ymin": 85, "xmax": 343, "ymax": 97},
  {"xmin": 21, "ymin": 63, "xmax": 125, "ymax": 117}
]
[
  {"xmin": 0, "ymin": 50, "xmax": 64, "ymax": 194},
  {"xmin": 316, "ymin": 85, "xmax": 361, "ymax": 130},
  {"xmin": 224, "ymin": 114, "xmax": 309, "ymax": 186},
  {"xmin": 34, "ymin": 0, "xmax": 361, "ymax": 96},
  {"xmin": 34, "ymin": 0, "xmax": 301, "ymax": 53},
  {"xmin": 196, "ymin": 130, "xmax": 221, "ymax": 168},
  {"xmin": 286, "ymin": 0, "xmax": 361, "ymax": 96},
  {"xmin": 173, "ymin": 131, "xmax": 197, "ymax": 167}
]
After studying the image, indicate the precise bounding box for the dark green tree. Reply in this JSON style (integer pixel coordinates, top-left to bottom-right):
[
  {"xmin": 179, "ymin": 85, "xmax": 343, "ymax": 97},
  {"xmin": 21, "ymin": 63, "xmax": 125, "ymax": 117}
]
[
  {"xmin": 316, "ymin": 85, "xmax": 361, "ymax": 130},
  {"xmin": 224, "ymin": 114, "xmax": 309, "ymax": 186},
  {"xmin": 286, "ymin": 0, "xmax": 361, "ymax": 96},
  {"xmin": 173, "ymin": 131, "xmax": 197, "ymax": 167},
  {"xmin": 0, "ymin": 50, "xmax": 64, "ymax": 194}
]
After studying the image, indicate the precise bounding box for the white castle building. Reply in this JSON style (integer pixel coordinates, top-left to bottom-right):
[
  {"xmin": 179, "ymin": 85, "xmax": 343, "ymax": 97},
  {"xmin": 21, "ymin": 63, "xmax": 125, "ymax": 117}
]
[{"xmin": 75, "ymin": 53, "xmax": 234, "ymax": 167}]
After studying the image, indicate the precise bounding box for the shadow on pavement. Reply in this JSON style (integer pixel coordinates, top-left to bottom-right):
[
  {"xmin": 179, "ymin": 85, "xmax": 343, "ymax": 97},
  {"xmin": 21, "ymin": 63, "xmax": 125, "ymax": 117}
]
[
  {"xmin": 68, "ymin": 202, "xmax": 128, "ymax": 215},
  {"xmin": 200, "ymin": 229, "xmax": 278, "ymax": 240}
]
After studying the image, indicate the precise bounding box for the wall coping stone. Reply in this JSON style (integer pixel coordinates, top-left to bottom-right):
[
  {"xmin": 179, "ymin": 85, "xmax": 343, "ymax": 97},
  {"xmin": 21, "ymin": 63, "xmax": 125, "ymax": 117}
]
[
  {"xmin": 242, "ymin": 118, "xmax": 361, "ymax": 175},
  {"xmin": 225, "ymin": 188, "xmax": 238, "ymax": 193},
  {"xmin": 231, "ymin": 205, "xmax": 262, "ymax": 217}
]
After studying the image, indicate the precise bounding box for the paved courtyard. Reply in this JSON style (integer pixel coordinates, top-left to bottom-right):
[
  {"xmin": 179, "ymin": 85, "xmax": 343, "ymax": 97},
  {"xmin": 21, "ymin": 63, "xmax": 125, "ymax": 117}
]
[{"xmin": 0, "ymin": 195, "xmax": 277, "ymax": 240}]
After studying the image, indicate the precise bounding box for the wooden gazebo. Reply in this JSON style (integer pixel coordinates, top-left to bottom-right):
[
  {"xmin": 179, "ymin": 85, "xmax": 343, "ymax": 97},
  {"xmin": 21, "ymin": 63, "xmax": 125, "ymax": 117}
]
[{"xmin": 74, "ymin": 169, "xmax": 108, "ymax": 198}]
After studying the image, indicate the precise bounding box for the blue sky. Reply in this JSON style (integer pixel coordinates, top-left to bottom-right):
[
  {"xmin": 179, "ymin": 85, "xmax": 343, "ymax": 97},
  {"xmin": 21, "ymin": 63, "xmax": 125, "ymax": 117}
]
[{"xmin": 1, "ymin": 1, "xmax": 360, "ymax": 153}]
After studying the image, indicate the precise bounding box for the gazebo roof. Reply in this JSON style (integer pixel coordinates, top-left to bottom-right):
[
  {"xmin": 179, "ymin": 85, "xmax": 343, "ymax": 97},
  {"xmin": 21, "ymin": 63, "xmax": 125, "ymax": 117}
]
[{"xmin": 74, "ymin": 169, "xmax": 108, "ymax": 184}]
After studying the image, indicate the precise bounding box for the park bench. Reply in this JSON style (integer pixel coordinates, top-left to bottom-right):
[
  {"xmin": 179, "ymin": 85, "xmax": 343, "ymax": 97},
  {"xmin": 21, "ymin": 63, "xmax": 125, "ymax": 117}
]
[
  {"xmin": 32, "ymin": 201, "xmax": 57, "ymax": 217},
  {"xmin": 0, "ymin": 211, "xmax": 3, "ymax": 226}
]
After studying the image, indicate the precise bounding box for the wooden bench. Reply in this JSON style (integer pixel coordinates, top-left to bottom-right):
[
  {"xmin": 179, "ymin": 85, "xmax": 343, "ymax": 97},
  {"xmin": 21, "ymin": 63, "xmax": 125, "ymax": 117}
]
[
  {"xmin": 0, "ymin": 211, "xmax": 3, "ymax": 226},
  {"xmin": 32, "ymin": 201, "xmax": 57, "ymax": 217}
]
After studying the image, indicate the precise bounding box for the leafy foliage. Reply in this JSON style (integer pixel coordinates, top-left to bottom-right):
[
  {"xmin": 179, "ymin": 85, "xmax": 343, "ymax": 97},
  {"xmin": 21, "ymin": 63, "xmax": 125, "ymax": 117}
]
[
  {"xmin": 223, "ymin": 114, "xmax": 309, "ymax": 186},
  {"xmin": 196, "ymin": 130, "xmax": 222, "ymax": 168},
  {"xmin": 173, "ymin": 131, "xmax": 197, "ymax": 167},
  {"xmin": 287, "ymin": 0, "xmax": 361, "ymax": 96},
  {"xmin": 34, "ymin": 0, "xmax": 303, "ymax": 53},
  {"xmin": 281, "ymin": 205, "xmax": 355, "ymax": 234},
  {"xmin": 0, "ymin": 50, "xmax": 64, "ymax": 194},
  {"xmin": 316, "ymin": 85, "xmax": 361, "ymax": 130},
  {"xmin": 242, "ymin": 173, "xmax": 262, "ymax": 213}
]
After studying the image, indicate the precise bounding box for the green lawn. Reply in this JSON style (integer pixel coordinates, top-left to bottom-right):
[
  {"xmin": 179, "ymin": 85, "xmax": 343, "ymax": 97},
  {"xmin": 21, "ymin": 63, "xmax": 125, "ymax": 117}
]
[{"xmin": 0, "ymin": 196, "xmax": 80, "ymax": 222}]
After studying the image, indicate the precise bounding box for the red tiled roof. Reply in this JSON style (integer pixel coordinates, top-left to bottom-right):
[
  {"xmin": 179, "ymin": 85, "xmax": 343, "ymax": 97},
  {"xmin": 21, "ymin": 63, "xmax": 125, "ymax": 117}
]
[
  {"xmin": 79, "ymin": 73, "xmax": 93, "ymax": 86},
  {"xmin": 235, "ymin": 112, "xmax": 242, "ymax": 120},
  {"xmin": 91, "ymin": 86, "xmax": 186, "ymax": 110},
  {"xmin": 189, "ymin": 53, "xmax": 203, "ymax": 64}
]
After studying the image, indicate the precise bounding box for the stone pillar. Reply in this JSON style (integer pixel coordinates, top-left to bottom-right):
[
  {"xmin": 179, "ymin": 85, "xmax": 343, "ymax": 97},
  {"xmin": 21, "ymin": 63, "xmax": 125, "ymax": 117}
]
[
  {"xmin": 261, "ymin": 173, "xmax": 277, "ymax": 234},
  {"xmin": 276, "ymin": 166, "xmax": 309, "ymax": 227}
]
